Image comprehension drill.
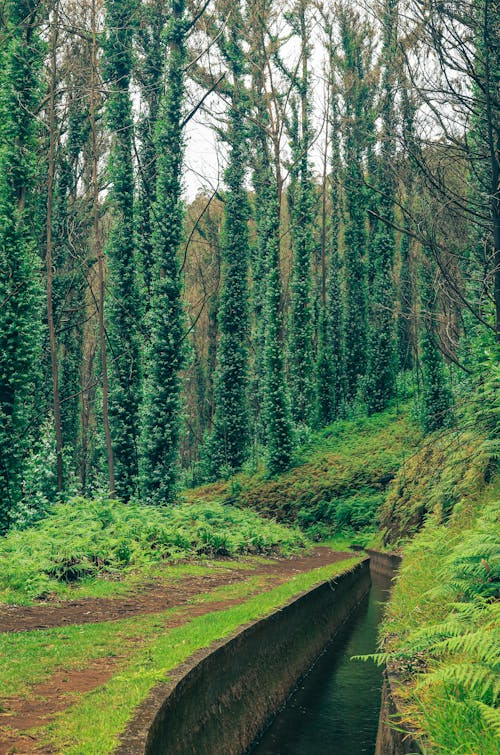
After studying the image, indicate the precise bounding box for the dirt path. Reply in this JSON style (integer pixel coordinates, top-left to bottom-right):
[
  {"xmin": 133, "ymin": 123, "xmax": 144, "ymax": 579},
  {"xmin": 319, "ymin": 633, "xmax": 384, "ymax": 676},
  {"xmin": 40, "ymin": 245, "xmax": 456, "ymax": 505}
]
[
  {"xmin": 0, "ymin": 548, "xmax": 352, "ymax": 754},
  {"xmin": 0, "ymin": 548, "xmax": 350, "ymax": 633}
]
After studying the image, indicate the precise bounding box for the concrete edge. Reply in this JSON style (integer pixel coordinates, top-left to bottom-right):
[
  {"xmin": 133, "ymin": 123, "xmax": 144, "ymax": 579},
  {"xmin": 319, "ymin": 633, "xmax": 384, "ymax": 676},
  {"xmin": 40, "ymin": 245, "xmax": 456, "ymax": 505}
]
[
  {"xmin": 369, "ymin": 549, "xmax": 422, "ymax": 755},
  {"xmin": 115, "ymin": 557, "xmax": 371, "ymax": 755},
  {"xmin": 365, "ymin": 549, "xmax": 402, "ymax": 579},
  {"xmin": 375, "ymin": 669, "xmax": 423, "ymax": 755}
]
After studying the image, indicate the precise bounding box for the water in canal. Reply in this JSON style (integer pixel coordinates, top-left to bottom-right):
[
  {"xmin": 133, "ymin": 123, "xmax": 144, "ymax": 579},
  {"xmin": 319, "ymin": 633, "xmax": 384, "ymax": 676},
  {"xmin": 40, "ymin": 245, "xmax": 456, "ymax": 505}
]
[{"xmin": 250, "ymin": 572, "xmax": 392, "ymax": 755}]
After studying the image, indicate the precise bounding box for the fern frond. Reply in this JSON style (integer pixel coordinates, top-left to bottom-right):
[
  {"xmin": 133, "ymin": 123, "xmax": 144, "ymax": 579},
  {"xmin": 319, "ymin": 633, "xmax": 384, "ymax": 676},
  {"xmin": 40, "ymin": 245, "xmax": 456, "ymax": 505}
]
[
  {"xmin": 475, "ymin": 701, "xmax": 500, "ymax": 737},
  {"xmin": 418, "ymin": 661, "xmax": 499, "ymax": 703},
  {"xmin": 350, "ymin": 652, "xmax": 392, "ymax": 666}
]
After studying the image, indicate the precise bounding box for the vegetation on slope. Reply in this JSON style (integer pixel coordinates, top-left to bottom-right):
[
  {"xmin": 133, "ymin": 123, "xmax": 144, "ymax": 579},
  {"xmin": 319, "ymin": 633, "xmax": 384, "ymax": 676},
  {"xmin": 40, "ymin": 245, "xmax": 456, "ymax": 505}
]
[
  {"xmin": 371, "ymin": 393, "xmax": 499, "ymax": 754},
  {"xmin": 186, "ymin": 403, "xmax": 420, "ymax": 541},
  {"xmin": 0, "ymin": 499, "xmax": 307, "ymax": 603}
]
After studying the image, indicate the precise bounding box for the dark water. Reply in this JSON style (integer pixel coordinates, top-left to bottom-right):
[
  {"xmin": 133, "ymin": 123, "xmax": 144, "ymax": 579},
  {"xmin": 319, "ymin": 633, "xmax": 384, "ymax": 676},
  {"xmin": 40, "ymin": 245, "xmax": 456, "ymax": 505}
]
[{"xmin": 250, "ymin": 573, "xmax": 392, "ymax": 755}]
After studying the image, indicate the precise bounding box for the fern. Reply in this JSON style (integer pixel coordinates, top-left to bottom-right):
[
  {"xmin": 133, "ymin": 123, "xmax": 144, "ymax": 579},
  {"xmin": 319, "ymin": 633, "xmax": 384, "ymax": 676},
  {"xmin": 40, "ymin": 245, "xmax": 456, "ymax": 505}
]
[
  {"xmin": 476, "ymin": 701, "xmax": 500, "ymax": 738},
  {"xmin": 351, "ymin": 652, "xmax": 393, "ymax": 666},
  {"xmin": 419, "ymin": 662, "xmax": 499, "ymax": 703}
]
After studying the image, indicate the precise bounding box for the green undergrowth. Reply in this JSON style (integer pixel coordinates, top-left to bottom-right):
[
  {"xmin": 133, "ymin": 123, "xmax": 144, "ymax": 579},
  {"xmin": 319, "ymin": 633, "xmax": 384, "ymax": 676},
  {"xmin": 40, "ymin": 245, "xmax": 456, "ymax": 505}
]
[
  {"xmin": 1, "ymin": 556, "xmax": 361, "ymax": 754},
  {"xmin": 0, "ymin": 499, "xmax": 307, "ymax": 604},
  {"xmin": 380, "ymin": 425, "xmax": 496, "ymax": 546},
  {"xmin": 185, "ymin": 404, "xmax": 420, "ymax": 539},
  {"xmin": 373, "ymin": 422, "xmax": 499, "ymax": 755}
]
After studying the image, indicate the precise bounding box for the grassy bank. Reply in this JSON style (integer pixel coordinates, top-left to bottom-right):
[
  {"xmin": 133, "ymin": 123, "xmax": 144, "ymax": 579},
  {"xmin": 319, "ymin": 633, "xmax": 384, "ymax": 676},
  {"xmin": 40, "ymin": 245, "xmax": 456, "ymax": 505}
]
[{"xmin": 375, "ymin": 422, "xmax": 499, "ymax": 754}]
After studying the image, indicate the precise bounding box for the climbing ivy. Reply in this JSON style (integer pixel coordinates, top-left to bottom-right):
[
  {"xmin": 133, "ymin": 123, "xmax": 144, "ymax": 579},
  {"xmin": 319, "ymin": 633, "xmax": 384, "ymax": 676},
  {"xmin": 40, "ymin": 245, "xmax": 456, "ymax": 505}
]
[
  {"xmin": 140, "ymin": 0, "xmax": 187, "ymax": 503},
  {"xmin": 0, "ymin": 0, "xmax": 44, "ymax": 531},
  {"xmin": 103, "ymin": 0, "xmax": 142, "ymax": 498}
]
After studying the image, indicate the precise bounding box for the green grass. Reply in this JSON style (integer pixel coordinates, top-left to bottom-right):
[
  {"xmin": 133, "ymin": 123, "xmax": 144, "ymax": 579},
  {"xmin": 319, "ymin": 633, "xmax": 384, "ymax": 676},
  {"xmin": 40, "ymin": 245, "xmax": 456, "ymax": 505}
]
[
  {"xmin": 0, "ymin": 566, "xmax": 284, "ymax": 698},
  {"xmin": 185, "ymin": 404, "xmax": 420, "ymax": 539},
  {"xmin": 0, "ymin": 499, "xmax": 308, "ymax": 604},
  {"xmin": 377, "ymin": 467, "xmax": 499, "ymax": 754},
  {"xmin": 1, "ymin": 556, "xmax": 361, "ymax": 754}
]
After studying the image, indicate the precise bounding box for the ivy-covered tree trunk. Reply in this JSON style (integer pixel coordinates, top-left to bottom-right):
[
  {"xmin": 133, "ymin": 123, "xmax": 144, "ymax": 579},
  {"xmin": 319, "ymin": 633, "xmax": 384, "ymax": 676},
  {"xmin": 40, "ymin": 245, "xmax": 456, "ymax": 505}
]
[
  {"xmin": 365, "ymin": 0, "xmax": 399, "ymax": 413},
  {"xmin": 288, "ymin": 97, "xmax": 315, "ymax": 426},
  {"xmin": 139, "ymin": 0, "xmax": 187, "ymax": 504},
  {"xmin": 208, "ymin": 54, "xmax": 250, "ymax": 476},
  {"xmin": 398, "ymin": 223, "xmax": 414, "ymax": 371},
  {"xmin": 249, "ymin": 116, "xmax": 271, "ymax": 450},
  {"xmin": 340, "ymin": 9, "xmax": 369, "ymax": 402},
  {"xmin": 103, "ymin": 0, "xmax": 142, "ymax": 499},
  {"xmin": 262, "ymin": 172, "xmax": 294, "ymax": 474},
  {"xmin": 316, "ymin": 90, "xmax": 345, "ymax": 425},
  {"xmin": 52, "ymin": 84, "xmax": 91, "ymax": 467},
  {"xmin": 0, "ymin": 0, "xmax": 44, "ymax": 531},
  {"xmin": 135, "ymin": 0, "xmax": 168, "ymax": 309},
  {"xmin": 419, "ymin": 257, "xmax": 453, "ymax": 432}
]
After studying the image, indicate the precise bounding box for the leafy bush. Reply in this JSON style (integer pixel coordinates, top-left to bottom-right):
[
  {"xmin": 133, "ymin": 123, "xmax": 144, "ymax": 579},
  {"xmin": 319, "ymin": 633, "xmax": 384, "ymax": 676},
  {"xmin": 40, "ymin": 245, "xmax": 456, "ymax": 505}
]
[{"xmin": 0, "ymin": 497, "xmax": 308, "ymax": 601}]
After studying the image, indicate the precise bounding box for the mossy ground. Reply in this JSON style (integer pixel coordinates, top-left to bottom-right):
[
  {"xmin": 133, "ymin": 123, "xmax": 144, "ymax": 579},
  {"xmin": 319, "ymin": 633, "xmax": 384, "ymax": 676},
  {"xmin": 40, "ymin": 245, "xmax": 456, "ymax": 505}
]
[{"xmin": 185, "ymin": 404, "xmax": 420, "ymax": 540}]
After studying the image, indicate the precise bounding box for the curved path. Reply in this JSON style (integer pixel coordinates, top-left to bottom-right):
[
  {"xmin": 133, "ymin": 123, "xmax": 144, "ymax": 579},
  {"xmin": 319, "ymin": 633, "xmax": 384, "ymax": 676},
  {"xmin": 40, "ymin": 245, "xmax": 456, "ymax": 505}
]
[{"xmin": 0, "ymin": 548, "xmax": 349, "ymax": 633}]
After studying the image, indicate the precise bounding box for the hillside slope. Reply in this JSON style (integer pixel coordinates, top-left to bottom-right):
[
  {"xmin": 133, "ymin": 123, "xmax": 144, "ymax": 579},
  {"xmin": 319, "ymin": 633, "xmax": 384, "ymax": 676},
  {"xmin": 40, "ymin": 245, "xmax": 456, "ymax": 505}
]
[
  {"xmin": 375, "ymin": 417, "xmax": 499, "ymax": 753},
  {"xmin": 186, "ymin": 405, "xmax": 420, "ymax": 540}
]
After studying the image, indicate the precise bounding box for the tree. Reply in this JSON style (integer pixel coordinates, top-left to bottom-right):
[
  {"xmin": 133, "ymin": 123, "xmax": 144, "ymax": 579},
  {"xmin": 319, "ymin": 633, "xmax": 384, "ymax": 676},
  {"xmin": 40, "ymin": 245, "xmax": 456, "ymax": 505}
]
[
  {"xmin": 365, "ymin": 0, "xmax": 398, "ymax": 413},
  {"xmin": 103, "ymin": 0, "xmax": 142, "ymax": 498},
  {"xmin": 315, "ymin": 44, "xmax": 345, "ymax": 424},
  {"xmin": 398, "ymin": 221, "xmax": 415, "ymax": 371},
  {"xmin": 262, "ymin": 171, "xmax": 294, "ymax": 473},
  {"xmin": 247, "ymin": 2, "xmax": 271, "ymax": 447},
  {"xmin": 401, "ymin": 0, "xmax": 499, "ymax": 344},
  {"xmin": 287, "ymin": 0, "xmax": 315, "ymax": 426},
  {"xmin": 135, "ymin": 0, "xmax": 168, "ymax": 308},
  {"xmin": 0, "ymin": 0, "xmax": 44, "ymax": 530},
  {"xmin": 339, "ymin": 6, "xmax": 370, "ymax": 402},
  {"xmin": 51, "ymin": 35, "xmax": 92, "ymax": 468},
  {"xmin": 418, "ymin": 255, "xmax": 453, "ymax": 432},
  {"xmin": 90, "ymin": 0, "xmax": 115, "ymax": 494},
  {"xmin": 45, "ymin": 0, "xmax": 64, "ymax": 491},
  {"xmin": 206, "ymin": 3, "xmax": 251, "ymax": 477},
  {"xmin": 140, "ymin": 0, "xmax": 187, "ymax": 503}
]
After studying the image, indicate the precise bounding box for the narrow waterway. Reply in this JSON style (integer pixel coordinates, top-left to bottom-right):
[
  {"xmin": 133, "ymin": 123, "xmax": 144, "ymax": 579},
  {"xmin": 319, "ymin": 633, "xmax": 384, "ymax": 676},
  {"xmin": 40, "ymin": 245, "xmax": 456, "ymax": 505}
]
[{"xmin": 250, "ymin": 572, "xmax": 393, "ymax": 755}]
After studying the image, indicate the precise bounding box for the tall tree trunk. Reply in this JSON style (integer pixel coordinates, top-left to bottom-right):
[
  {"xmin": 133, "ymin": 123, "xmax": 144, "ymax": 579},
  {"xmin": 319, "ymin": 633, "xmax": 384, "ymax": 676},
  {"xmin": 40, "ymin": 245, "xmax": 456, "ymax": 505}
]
[
  {"xmin": 46, "ymin": 0, "xmax": 63, "ymax": 491},
  {"xmin": 90, "ymin": 0, "xmax": 115, "ymax": 495}
]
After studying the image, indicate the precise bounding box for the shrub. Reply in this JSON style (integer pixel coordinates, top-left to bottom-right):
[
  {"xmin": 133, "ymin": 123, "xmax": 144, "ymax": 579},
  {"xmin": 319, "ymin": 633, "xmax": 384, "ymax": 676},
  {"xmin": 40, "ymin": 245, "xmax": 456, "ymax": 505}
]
[{"xmin": 0, "ymin": 497, "xmax": 308, "ymax": 601}]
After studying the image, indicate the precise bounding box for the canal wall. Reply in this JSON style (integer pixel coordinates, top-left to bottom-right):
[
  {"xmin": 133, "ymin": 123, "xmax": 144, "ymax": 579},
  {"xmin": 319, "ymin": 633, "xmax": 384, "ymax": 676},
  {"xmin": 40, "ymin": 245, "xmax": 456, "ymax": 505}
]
[
  {"xmin": 116, "ymin": 558, "xmax": 371, "ymax": 755},
  {"xmin": 369, "ymin": 550, "xmax": 422, "ymax": 755},
  {"xmin": 375, "ymin": 670, "xmax": 422, "ymax": 755},
  {"xmin": 366, "ymin": 548, "xmax": 402, "ymax": 579}
]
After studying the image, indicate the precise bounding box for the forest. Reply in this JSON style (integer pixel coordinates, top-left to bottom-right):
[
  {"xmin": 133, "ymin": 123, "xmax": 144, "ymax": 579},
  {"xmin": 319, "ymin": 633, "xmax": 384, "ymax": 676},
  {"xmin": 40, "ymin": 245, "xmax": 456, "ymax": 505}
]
[{"xmin": 0, "ymin": 0, "xmax": 498, "ymax": 753}]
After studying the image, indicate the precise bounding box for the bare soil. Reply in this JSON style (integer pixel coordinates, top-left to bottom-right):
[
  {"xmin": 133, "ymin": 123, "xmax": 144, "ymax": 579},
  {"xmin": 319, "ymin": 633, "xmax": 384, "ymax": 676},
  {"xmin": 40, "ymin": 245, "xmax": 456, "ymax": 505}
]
[{"xmin": 0, "ymin": 548, "xmax": 349, "ymax": 633}]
